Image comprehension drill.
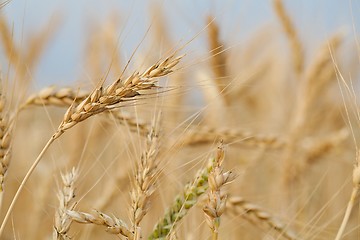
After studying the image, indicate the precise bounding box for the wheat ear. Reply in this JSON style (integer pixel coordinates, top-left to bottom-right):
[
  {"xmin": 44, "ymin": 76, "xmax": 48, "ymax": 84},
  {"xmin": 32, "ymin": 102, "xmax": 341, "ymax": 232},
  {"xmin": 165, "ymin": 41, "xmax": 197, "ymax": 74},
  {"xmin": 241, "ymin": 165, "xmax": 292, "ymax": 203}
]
[
  {"xmin": 0, "ymin": 90, "xmax": 11, "ymax": 210},
  {"xmin": 53, "ymin": 168, "xmax": 78, "ymax": 240},
  {"xmin": 206, "ymin": 16, "xmax": 228, "ymax": 94},
  {"xmin": 148, "ymin": 155, "xmax": 215, "ymax": 239},
  {"xmin": 228, "ymin": 197, "xmax": 298, "ymax": 240},
  {"xmin": 0, "ymin": 53, "xmax": 183, "ymax": 237},
  {"xmin": 130, "ymin": 115, "xmax": 161, "ymax": 239},
  {"xmin": 67, "ymin": 210, "xmax": 134, "ymax": 239},
  {"xmin": 273, "ymin": 0, "xmax": 303, "ymax": 76},
  {"xmin": 23, "ymin": 86, "xmax": 88, "ymax": 108},
  {"xmin": 203, "ymin": 143, "xmax": 235, "ymax": 240},
  {"xmin": 177, "ymin": 125, "xmax": 285, "ymax": 149},
  {"xmin": 22, "ymin": 86, "xmax": 150, "ymax": 134}
]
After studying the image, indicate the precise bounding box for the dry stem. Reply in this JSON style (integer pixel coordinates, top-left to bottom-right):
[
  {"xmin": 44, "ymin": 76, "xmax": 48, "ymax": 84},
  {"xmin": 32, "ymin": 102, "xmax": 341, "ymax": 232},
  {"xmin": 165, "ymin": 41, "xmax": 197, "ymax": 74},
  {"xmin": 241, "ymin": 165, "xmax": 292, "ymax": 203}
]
[{"xmin": 335, "ymin": 151, "xmax": 360, "ymax": 240}]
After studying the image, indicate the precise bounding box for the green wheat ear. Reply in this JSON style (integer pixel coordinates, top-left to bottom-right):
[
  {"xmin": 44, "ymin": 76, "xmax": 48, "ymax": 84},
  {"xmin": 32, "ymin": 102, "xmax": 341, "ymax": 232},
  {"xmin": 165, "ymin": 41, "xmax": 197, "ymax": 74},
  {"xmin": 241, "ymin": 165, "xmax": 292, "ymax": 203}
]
[{"xmin": 148, "ymin": 158, "xmax": 215, "ymax": 240}]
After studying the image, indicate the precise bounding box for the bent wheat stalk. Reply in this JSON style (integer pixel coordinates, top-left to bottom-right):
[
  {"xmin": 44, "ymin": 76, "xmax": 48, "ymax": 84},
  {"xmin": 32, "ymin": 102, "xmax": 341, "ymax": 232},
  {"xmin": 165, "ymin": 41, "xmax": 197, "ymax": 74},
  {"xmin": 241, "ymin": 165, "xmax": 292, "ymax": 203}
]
[{"xmin": 0, "ymin": 53, "xmax": 183, "ymax": 237}]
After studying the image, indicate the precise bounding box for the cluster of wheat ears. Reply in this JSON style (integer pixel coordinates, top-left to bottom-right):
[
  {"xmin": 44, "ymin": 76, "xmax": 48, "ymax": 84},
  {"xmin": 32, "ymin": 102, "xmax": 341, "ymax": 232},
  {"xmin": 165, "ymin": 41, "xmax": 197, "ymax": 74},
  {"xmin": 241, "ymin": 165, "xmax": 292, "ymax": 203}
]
[{"xmin": 0, "ymin": 0, "xmax": 359, "ymax": 239}]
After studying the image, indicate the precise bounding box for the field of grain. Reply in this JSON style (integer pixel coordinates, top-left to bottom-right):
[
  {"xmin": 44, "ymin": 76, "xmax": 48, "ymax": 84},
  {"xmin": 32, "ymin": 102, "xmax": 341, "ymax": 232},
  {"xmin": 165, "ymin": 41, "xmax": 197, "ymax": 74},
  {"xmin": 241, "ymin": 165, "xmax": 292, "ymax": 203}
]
[{"xmin": 0, "ymin": 1, "xmax": 359, "ymax": 239}]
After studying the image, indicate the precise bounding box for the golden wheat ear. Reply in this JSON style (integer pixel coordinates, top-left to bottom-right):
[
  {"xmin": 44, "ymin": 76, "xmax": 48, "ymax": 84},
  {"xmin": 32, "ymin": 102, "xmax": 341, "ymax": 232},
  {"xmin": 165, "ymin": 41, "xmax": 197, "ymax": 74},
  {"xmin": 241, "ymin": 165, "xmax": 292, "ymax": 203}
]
[
  {"xmin": 203, "ymin": 143, "xmax": 236, "ymax": 240},
  {"xmin": 0, "ymin": 88, "xmax": 12, "ymax": 210},
  {"xmin": 22, "ymin": 86, "xmax": 151, "ymax": 135},
  {"xmin": 53, "ymin": 168, "xmax": 78, "ymax": 240},
  {"xmin": 129, "ymin": 114, "xmax": 162, "ymax": 238}
]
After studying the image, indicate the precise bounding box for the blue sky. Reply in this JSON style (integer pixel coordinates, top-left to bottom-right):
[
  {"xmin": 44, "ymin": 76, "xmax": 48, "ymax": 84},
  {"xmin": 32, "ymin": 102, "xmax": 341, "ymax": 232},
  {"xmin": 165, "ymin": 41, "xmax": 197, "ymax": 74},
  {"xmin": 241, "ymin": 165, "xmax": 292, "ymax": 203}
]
[{"xmin": 1, "ymin": 0, "xmax": 359, "ymax": 87}]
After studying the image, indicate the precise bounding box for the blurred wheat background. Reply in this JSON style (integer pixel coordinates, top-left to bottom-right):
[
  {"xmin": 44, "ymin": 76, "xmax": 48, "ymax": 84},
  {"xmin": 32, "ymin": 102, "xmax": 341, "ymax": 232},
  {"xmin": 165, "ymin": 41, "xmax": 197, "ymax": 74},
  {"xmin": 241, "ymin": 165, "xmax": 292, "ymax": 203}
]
[{"xmin": 0, "ymin": 0, "xmax": 359, "ymax": 239}]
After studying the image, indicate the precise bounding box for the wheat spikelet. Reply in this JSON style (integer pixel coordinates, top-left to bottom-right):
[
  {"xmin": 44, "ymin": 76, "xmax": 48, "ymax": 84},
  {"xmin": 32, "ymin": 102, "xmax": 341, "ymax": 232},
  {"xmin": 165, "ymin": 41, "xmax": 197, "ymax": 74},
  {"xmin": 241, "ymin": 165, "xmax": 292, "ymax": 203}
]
[
  {"xmin": 228, "ymin": 196, "xmax": 298, "ymax": 240},
  {"xmin": 53, "ymin": 168, "xmax": 78, "ymax": 240}
]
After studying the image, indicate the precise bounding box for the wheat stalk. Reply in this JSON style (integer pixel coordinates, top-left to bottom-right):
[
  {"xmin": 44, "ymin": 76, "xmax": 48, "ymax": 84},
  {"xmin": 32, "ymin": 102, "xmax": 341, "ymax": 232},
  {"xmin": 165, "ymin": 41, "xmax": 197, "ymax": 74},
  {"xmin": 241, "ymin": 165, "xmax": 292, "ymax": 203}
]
[{"xmin": 335, "ymin": 151, "xmax": 360, "ymax": 240}]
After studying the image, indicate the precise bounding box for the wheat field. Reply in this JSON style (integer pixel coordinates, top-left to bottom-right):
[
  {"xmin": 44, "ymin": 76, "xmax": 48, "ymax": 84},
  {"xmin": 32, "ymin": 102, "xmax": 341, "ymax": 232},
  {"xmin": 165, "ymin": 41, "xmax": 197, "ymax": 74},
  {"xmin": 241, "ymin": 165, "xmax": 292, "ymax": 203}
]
[{"xmin": 0, "ymin": 0, "xmax": 359, "ymax": 239}]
